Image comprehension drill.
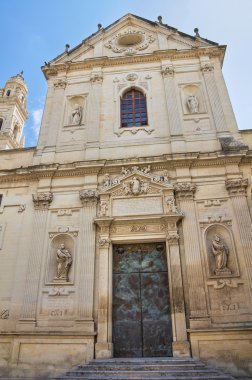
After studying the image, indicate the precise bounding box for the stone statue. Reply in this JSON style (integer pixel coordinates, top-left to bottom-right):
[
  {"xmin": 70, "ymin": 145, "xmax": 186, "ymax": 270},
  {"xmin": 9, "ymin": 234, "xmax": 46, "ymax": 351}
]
[
  {"xmin": 211, "ymin": 235, "xmax": 231, "ymax": 275},
  {"xmin": 167, "ymin": 197, "xmax": 177, "ymax": 213},
  {"xmin": 99, "ymin": 201, "xmax": 108, "ymax": 216},
  {"xmin": 71, "ymin": 104, "xmax": 82, "ymax": 125},
  {"xmin": 55, "ymin": 243, "xmax": 72, "ymax": 281},
  {"xmin": 130, "ymin": 177, "xmax": 141, "ymax": 195},
  {"xmin": 187, "ymin": 95, "xmax": 199, "ymax": 114}
]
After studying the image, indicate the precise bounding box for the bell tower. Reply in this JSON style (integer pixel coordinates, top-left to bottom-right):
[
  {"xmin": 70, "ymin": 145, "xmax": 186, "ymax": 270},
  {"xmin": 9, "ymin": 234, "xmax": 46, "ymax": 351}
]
[{"xmin": 0, "ymin": 73, "xmax": 28, "ymax": 149}]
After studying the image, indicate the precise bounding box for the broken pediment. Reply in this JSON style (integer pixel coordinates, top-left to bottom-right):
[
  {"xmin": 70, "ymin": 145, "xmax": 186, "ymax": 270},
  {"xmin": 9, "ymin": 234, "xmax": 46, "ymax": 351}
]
[{"xmin": 99, "ymin": 166, "xmax": 173, "ymax": 197}]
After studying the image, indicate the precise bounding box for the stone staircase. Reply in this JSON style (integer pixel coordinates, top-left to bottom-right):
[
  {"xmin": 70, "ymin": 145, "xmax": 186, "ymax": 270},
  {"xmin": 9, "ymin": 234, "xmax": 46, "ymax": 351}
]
[{"xmin": 53, "ymin": 357, "xmax": 236, "ymax": 380}]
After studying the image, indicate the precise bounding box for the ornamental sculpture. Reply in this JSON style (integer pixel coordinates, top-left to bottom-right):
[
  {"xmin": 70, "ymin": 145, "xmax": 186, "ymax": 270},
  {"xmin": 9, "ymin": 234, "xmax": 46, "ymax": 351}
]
[
  {"xmin": 122, "ymin": 177, "xmax": 149, "ymax": 196},
  {"xmin": 32, "ymin": 192, "xmax": 53, "ymax": 210},
  {"xmin": 211, "ymin": 235, "xmax": 231, "ymax": 276},
  {"xmin": 187, "ymin": 95, "xmax": 199, "ymax": 114},
  {"xmin": 71, "ymin": 104, "xmax": 82, "ymax": 125},
  {"xmin": 54, "ymin": 243, "xmax": 72, "ymax": 282}
]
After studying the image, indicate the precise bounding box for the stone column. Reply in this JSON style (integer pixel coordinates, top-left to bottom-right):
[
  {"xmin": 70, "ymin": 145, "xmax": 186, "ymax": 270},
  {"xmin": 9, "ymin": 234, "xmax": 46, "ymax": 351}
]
[
  {"xmin": 18, "ymin": 192, "xmax": 53, "ymax": 329},
  {"xmin": 201, "ymin": 63, "xmax": 227, "ymax": 132},
  {"xmin": 86, "ymin": 71, "xmax": 103, "ymax": 159},
  {"xmin": 225, "ymin": 179, "xmax": 252, "ymax": 290},
  {"xmin": 78, "ymin": 190, "xmax": 99, "ymax": 331},
  {"xmin": 161, "ymin": 65, "xmax": 182, "ymax": 136},
  {"xmin": 166, "ymin": 229, "xmax": 190, "ymax": 357},
  {"xmin": 94, "ymin": 217, "xmax": 113, "ymax": 358},
  {"xmin": 174, "ymin": 183, "xmax": 209, "ymax": 327}
]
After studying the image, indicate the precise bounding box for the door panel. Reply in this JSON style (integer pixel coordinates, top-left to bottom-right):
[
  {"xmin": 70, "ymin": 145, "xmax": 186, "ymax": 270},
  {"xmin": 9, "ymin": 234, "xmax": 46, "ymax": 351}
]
[{"xmin": 113, "ymin": 243, "xmax": 172, "ymax": 357}]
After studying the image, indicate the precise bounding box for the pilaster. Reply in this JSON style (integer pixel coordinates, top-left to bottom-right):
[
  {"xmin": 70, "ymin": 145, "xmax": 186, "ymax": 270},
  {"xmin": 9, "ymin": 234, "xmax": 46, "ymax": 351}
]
[
  {"xmin": 161, "ymin": 65, "xmax": 182, "ymax": 136},
  {"xmin": 17, "ymin": 193, "xmax": 53, "ymax": 329},
  {"xmin": 225, "ymin": 179, "xmax": 252, "ymax": 291},
  {"xmin": 174, "ymin": 183, "xmax": 209, "ymax": 327},
  {"xmin": 201, "ymin": 62, "xmax": 227, "ymax": 133}
]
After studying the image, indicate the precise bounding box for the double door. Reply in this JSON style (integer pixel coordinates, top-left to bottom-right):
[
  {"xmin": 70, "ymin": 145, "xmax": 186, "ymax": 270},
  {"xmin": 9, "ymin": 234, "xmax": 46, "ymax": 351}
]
[{"xmin": 112, "ymin": 243, "xmax": 172, "ymax": 357}]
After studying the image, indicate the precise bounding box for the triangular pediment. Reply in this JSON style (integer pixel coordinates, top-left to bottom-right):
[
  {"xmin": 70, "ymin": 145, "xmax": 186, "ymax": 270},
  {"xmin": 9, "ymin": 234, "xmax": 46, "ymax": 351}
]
[
  {"xmin": 47, "ymin": 14, "xmax": 219, "ymax": 66},
  {"xmin": 100, "ymin": 166, "xmax": 173, "ymax": 197}
]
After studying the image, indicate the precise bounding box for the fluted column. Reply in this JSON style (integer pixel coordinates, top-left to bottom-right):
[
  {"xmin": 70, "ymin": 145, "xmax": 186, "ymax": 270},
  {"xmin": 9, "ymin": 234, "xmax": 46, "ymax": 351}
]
[
  {"xmin": 18, "ymin": 193, "xmax": 53, "ymax": 328},
  {"xmin": 78, "ymin": 190, "xmax": 99, "ymax": 326},
  {"xmin": 225, "ymin": 179, "xmax": 252, "ymax": 290},
  {"xmin": 161, "ymin": 65, "xmax": 182, "ymax": 136},
  {"xmin": 87, "ymin": 72, "xmax": 103, "ymax": 144},
  {"xmin": 94, "ymin": 217, "xmax": 113, "ymax": 358},
  {"xmin": 201, "ymin": 63, "xmax": 227, "ymax": 132},
  {"xmin": 166, "ymin": 230, "xmax": 190, "ymax": 357},
  {"xmin": 174, "ymin": 183, "xmax": 208, "ymax": 323}
]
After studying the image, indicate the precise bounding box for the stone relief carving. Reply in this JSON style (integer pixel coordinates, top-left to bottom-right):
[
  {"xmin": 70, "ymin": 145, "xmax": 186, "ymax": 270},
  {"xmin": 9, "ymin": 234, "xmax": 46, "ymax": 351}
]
[
  {"xmin": 211, "ymin": 234, "xmax": 231, "ymax": 276},
  {"xmin": 0, "ymin": 309, "xmax": 9, "ymax": 319},
  {"xmin": 126, "ymin": 73, "xmax": 138, "ymax": 81},
  {"xmin": 105, "ymin": 28, "xmax": 155, "ymax": 55},
  {"xmin": 57, "ymin": 209, "xmax": 72, "ymax": 216},
  {"xmin": 54, "ymin": 243, "xmax": 72, "ymax": 282},
  {"xmin": 201, "ymin": 63, "xmax": 214, "ymax": 73},
  {"xmin": 166, "ymin": 197, "xmax": 178, "ymax": 213},
  {"xmin": 186, "ymin": 95, "xmax": 199, "ymax": 114},
  {"xmin": 71, "ymin": 104, "xmax": 82, "ymax": 125},
  {"xmin": 79, "ymin": 189, "xmax": 99, "ymax": 206},
  {"xmin": 98, "ymin": 237, "xmax": 111, "ymax": 248},
  {"xmin": 219, "ymin": 137, "xmax": 248, "ymax": 151},
  {"xmin": 167, "ymin": 232, "xmax": 180, "ymax": 245},
  {"xmin": 101, "ymin": 166, "xmax": 170, "ymax": 193},
  {"xmin": 225, "ymin": 178, "xmax": 248, "ymax": 196},
  {"xmin": 90, "ymin": 73, "xmax": 103, "ymax": 84},
  {"xmin": 199, "ymin": 215, "xmax": 232, "ymax": 227},
  {"xmin": 204, "ymin": 199, "xmax": 221, "ymax": 207},
  {"xmin": 207, "ymin": 279, "xmax": 244, "ymax": 289},
  {"xmin": 47, "ymin": 287, "xmax": 73, "ymax": 296},
  {"xmin": 32, "ymin": 192, "xmax": 53, "ymax": 210},
  {"xmin": 18, "ymin": 204, "xmax": 26, "ymax": 212},
  {"xmin": 131, "ymin": 225, "xmax": 147, "ymax": 232},
  {"xmin": 174, "ymin": 183, "xmax": 196, "ymax": 199},
  {"xmin": 99, "ymin": 201, "xmax": 109, "ymax": 217}
]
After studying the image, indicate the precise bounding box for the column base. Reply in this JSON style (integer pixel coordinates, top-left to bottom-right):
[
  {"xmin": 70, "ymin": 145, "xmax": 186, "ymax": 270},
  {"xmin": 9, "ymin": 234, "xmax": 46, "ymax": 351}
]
[
  {"xmin": 172, "ymin": 340, "xmax": 191, "ymax": 357},
  {"xmin": 95, "ymin": 342, "xmax": 113, "ymax": 359}
]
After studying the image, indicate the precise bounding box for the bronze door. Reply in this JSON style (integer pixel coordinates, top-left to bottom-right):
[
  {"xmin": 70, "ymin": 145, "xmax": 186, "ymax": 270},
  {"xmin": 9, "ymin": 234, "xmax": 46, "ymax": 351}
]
[{"xmin": 112, "ymin": 243, "xmax": 172, "ymax": 357}]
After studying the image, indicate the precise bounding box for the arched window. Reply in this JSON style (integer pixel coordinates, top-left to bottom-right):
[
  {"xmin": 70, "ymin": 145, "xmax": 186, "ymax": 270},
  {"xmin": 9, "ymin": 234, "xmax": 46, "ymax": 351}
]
[
  {"xmin": 121, "ymin": 89, "xmax": 148, "ymax": 128},
  {"xmin": 6, "ymin": 89, "xmax": 11, "ymax": 97},
  {"xmin": 0, "ymin": 118, "xmax": 3, "ymax": 130}
]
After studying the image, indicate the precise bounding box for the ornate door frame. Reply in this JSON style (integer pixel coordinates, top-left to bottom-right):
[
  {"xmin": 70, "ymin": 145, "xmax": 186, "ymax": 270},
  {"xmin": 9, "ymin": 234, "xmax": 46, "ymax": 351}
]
[{"xmin": 94, "ymin": 167, "xmax": 190, "ymax": 358}]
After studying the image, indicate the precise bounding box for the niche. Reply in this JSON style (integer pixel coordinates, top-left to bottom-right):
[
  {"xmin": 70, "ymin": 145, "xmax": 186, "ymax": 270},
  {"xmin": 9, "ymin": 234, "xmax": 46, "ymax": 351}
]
[
  {"xmin": 181, "ymin": 84, "xmax": 206, "ymax": 115},
  {"xmin": 65, "ymin": 95, "xmax": 85, "ymax": 126},
  {"xmin": 204, "ymin": 224, "xmax": 239, "ymax": 278},
  {"xmin": 46, "ymin": 233, "xmax": 74, "ymax": 284}
]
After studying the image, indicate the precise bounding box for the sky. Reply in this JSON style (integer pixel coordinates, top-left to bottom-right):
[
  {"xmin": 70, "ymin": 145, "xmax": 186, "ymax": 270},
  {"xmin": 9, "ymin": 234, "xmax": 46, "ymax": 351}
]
[{"xmin": 1, "ymin": 0, "xmax": 252, "ymax": 147}]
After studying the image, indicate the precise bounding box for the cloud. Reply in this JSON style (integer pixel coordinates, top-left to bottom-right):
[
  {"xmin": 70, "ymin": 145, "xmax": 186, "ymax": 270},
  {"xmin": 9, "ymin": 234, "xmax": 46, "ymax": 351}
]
[{"xmin": 31, "ymin": 108, "xmax": 43, "ymax": 138}]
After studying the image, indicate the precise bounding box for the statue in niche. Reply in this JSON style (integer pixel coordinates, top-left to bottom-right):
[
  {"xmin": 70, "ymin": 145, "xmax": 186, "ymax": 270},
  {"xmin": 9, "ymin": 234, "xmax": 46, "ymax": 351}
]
[
  {"xmin": 187, "ymin": 95, "xmax": 199, "ymax": 114},
  {"xmin": 130, "ymin": 177, "xmax": 141, "ymax": 195},
  {"xmin": 211, "ymin": 234, "xmax": 231, "ymax": 275},
  {"xmin": 54, "ymin": 243, "xmax": 72, "ymax": 282},
  {"xmin": 71, "ymin": 104, "xmax": 82, "ymax": 125}
]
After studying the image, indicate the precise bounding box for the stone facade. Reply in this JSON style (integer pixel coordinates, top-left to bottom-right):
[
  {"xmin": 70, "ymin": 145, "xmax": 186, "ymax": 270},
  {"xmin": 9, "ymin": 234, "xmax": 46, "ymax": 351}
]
[{"xmin": 0, "ymin": 14, "xmax": 252, "ymax": 379}]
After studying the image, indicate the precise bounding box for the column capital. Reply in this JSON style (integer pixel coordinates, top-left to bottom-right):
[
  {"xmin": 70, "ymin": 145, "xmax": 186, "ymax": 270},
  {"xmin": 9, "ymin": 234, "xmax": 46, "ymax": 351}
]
[
  {"xmin": 32, "ymin": 192, "xmax": 53, "ymax": 210},
  {"xmin": 201, "ymin": 63, "xmax": 214, "ymax": 73},
  {"xmin": 90, "ymin": 73, "xmax": 103, "ymax": 84},
  {"xmin": 53, "ymin": 78, "xmax": 67, "ymax": 89},
  {"xmin": 79, "ymin": 189, "xmax": 99, "ymax": 206},
  {"xmin": 98, "ymin": 237, "xmax": 111, "ymax": 249},
  {"xmin": 166, "ymin": 232, "xmax": 180, "ymax": 245},
  {"xmin": 161, "ymin": 65, "xmax": 174, "ymax": 78},
  {"xmin": 225, "ymin": 178, "xmax": 248, "ymax": 196},
  {"xmin": 174, "ymin": 183, "xmax": 196, "ymax": 200}
]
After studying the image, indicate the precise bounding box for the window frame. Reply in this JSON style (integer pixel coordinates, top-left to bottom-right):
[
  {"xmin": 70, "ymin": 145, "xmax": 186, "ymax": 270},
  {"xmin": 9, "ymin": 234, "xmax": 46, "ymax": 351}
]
[{"xmin": 120, "ymin": 88, "xmax": 148, "ymax": 128}]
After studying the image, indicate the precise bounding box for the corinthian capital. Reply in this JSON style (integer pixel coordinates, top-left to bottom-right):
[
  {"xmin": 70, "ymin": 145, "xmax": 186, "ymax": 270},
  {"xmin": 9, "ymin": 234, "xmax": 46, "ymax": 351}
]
[
  {"xmin": 79, "ymin": 189, "xmax": 99, "ymax": 206},
  {"xmin": 225, "ymin": 179, "xmax": 248, "ymax": 196},
  {"xmin": 90, "ymin": 73, "xmax": 103, "ymax": 84},
  {"xmin": 201, "ymin": 63, "xmax": 214, "ymax": 73},
  {"xmin": 32, "ymin": 192, "xmax": 53, "ymax": 210},
  {"xmin": 161, "ymin": 66, "xmax": 174, "ymax": 78},
  {"xmin": 174, "ymin": 183, "xmax": 196, "ymax": 200}
]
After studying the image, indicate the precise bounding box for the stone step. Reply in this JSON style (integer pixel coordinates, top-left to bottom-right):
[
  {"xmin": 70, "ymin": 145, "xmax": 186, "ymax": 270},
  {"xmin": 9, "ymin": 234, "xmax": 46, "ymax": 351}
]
[{"xmin": 52, "ymin": 357, "xmax": 235, "ymax": 380}]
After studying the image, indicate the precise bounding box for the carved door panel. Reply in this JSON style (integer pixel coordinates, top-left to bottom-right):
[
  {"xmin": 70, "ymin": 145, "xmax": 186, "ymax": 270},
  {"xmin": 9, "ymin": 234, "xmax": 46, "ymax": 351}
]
[{"xmin": 113, "ymin": 243, "xmax": 172, "ymax": 357}]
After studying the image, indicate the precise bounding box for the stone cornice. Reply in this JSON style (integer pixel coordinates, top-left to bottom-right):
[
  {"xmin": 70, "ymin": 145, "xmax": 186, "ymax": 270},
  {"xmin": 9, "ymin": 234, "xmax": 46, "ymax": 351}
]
[
  {"xmin": 0, "ymin": 151, "xmax": 251, "ymax": 183},
  {"xmin": 42, "ymin": 46, "xmax": 226, "ymax": 79}
]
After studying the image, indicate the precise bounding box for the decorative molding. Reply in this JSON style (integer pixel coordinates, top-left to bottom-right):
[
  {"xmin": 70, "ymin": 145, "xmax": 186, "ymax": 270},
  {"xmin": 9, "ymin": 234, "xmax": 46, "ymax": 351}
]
[
  {"xmin": 126, "ymin": 73, "xmax": 138, "ymax": 81},
  {"xmin": 161, "ymin": 66, "xmax": 175, "ymax": 78},
  {"xmin": 130, "ymin": 225, "xmax": 147, "ymax": 232},
  {"xmin": 207, "ymin": 279, "xmax": 244, "ymax": 289},
  {"xmin": 18, "ymin": 204, "xmax": 26, "ymax": 212},
  {"xmin": 53, "ymin": 78, "xmax": 67, "ymax": 89},
  {"xmin": 79, "ymin": 189, "xmax": 99, "ymax": 206},
  {"xmin": 174, "ymin": 183, "xmax": 196, "ymax": 200},
  {"xmin": 98, "ymin": 237, "xmax": 111, "ymax": 248},
  {"xmin": 105, "ymin": 28, "xmax": 155, "ymax": 55},
  {"xmin": 49, "ymin": 227, "xmax": 78, "ymax": 238},
  {"xmin": 98, "ymin": 201, "xmax": 109, "ymax": 217},
  {"xmin": 32, "ymin": 192, "xmax": 53, "ymax": 210},
  {"xmin": 203, "ymin": 199, "xmax": 222, "ymax": 207},
  {"xmin": 57, "ymin": 209, "xmax": 73, "ymax": 216},
  {"xmin": 199, "ymin": 216, "xmax": 232, "ymax": 227},
  {"xmin": 225, "ymin": 179, "xmax": 248, "ymax": 196},
  {"xmin": 45, "ymin": 287, "xmax": 74, "ymax": 296},
  {"xmin": 115, "ymin": 126, "xmax": 154, "ymax": 137}
]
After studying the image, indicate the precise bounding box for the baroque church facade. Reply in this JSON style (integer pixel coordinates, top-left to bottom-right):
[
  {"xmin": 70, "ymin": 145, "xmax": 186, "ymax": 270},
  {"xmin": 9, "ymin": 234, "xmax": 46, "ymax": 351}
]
[{"xmin": 0, "ymin": 14, "xmax": 252, "ymax": 378}]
